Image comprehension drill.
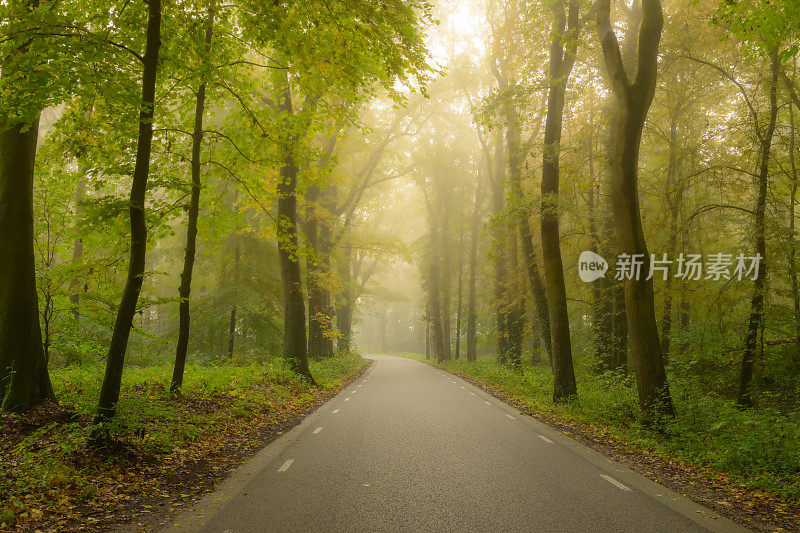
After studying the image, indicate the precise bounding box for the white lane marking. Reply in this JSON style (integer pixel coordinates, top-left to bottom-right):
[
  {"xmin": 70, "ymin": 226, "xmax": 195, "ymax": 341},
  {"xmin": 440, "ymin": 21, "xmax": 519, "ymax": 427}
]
[
  {"xmin": 600, "ymin": 474, "xmax": 631, "ymax": 491},
  {"xmin": 484, "ymin": 401, "xmax": 491, "ymax": 405},
  {"xmin": 506, "ymin": 414, "xmax": 516, "ymax": 420},
  {"xmin": 469, "ymin": 392, "xmax": 476, "ymax": 396},
  {"xmin": 332, "ymin": 409, "xmax": 340, "ymax": 414},
  {"xmin": 345, "ymin": 397, "xmax": 350, "ymax": 401},
  {"xmin": 358, "ymin": 384, "xmax": 362, "ymax": 387},
  {"xmin": 352, "ymin": 390, "xmax": 357, "ymax": 394},
  {"xmin": 460, "ymin": 386, "xmax": 465, "ymax": 389},
  {"xmin": 538, "ymin": 435, "xmax": 554, "ymax": 443},
  {"xmin": 278, "ymin": 460, "xmax": 294, "ymax": 472},
  {"xmin": 313, "ymin": 427, "xmax": 322, "ymax": 434}
]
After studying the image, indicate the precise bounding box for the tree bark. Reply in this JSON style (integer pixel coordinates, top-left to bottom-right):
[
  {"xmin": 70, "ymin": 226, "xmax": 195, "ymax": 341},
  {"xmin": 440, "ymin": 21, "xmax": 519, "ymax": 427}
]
[
  {"xmin": 466, "ymin": 178, "xmax": 481, "ymax": 362},
  {"xmin": 275, "ymin": 72, "xmax": 314, "ymax": 382},
  {"xmin": 738, "ymin": 48, "xmax": 779, "ymax": 407},
  {"xmin": 597, "ymin": 0, "xmax": 675, "ymax": 422},
  {"xmin": 93, "ymin": 0, "xmax": 161, "ymax": 428},
  {"xmin": 787, "ymin": 80, "xmax": 800, "ymax": 355},
  {"xmin": 336, "ymin": 244, "xmax": 353, "ymax": 354},
  {"xmin": 454, "ymin": 213, "xmax": 464, "ymax": 360},
  {"xmin": 0, "ymin": 116, "xmax": 55, "ymax": 411},
  {"xmin": 69, "ymin": 180, "xmax": 86, "ymax": 320},
  {"xmin": 540, "ymin": 0, "xmax": 579, "ymax": 401},
  {"xmin": 171, "ymin": 6, "xmax": 214, "ymax": 393},
  {"xmin": 440, "ymin": 176, "xmax": 452, "ymax": 361}
]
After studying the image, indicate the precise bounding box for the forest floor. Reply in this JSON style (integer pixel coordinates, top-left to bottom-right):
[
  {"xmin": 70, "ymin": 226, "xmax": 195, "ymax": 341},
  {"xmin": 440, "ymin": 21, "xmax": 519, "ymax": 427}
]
[
  {"xmin": 0, "ymin": 354, "xmax": 368, "ymax": 532},
  {"xmin": 399, "ymin": 353, "xmax": 800, "ymax": 532}
]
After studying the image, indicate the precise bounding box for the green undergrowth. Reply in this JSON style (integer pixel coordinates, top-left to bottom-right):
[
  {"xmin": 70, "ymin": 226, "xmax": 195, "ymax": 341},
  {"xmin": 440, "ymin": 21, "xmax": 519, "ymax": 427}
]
[
  {"xmin": 0, "ymin": 353, "xmax": 366, "ymax": 530},
  {"xmin": 399, "ymin": 353, "xmax": 800, "ymax": 501}
]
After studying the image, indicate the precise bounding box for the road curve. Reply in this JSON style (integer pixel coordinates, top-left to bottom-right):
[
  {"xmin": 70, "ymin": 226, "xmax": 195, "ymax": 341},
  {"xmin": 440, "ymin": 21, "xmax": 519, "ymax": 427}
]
[{"xmin": 161, "ymin": 355, "xmax": 747, "ymax": 533}]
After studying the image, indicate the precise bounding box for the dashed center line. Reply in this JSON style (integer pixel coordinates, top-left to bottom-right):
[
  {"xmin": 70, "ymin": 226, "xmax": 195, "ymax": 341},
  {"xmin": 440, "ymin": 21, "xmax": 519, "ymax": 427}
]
[
  {"xmin": 484, "ymin": 401, "xmax": 491, "ymax": 405},
  {"xmin": 538, "ymin": 435, "xmax": 554, "ymax": 443},
  {"xmin": 460, "ymin": 386, "xmax": 465, "ymax": 389},
  {"xmin": 469, "ymin": 392, "xmax": 476, "ymax": 396},
  {"xmin": 344, "ymin": 397, "xmax": 350, "ymax": 401},
  {"xmin": 600, "ymin": 474, "xmax": 631, "ymax": 491},
  {"xmin": 313, "ymin": 427, "xmax": 322, "ymax": 434},
  {"xmin": 278, "ymin": 460, "xmax": 294, "ymax": 472},
  {"xmin": 506, "ymin": 414, "xmax": 516, "ymax": 420},
  {"xmin": 332, "ymin": 409, "xmax": 340, "ymax": 414}
]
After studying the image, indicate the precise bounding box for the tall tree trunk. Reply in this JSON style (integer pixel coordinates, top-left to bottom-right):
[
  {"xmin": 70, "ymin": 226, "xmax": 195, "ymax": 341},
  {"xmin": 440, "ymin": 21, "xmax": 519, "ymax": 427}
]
[
  {"xmin": 660, "ymin": 113, "xmax": 683, "ymax": 362},
  {"xmin": 227, "ymin": 232, "xmax": 239, "ymax": 359},
  {"xmin": 454, "ymin": 213, "xmax": 464, "ymax": 360},
  {"xmin": 490, "ymin": 130, "xmax": 510, "ymax": 363},
  {"xmin": 440, "ymin": 180, "xmax": 452, "ymax": 361},
  {"xmin": 0, "ymin": 0, "xmax": 55, "ymax": 412},
  {"xmin": 0, "ymin": 116, "xmax": 55, "ymax": 410},
  {"xmin": 506, "ymin": 235, "xmax": 525, "ymax": 369},
  {"xmin": 425, "ymin": 301, "xmax": 431, "ymax": 360},
  {"xmin": 541, "ymin": 0, "xmax": 579, "ymax": 401},
  {"xmin": 93, "ymin": 0, "xmax": 161, "ymax": 428},
  {"xmin": 506, "ymin": 105, "xmax": 551, "ymax": 365},
  {"xmin": 171, "ymin": 7, "xmax": 214, "ymax": 393},
  {"xmin": 69, "ymin": 180, "xmax": 86, "ymax": 320},
  {"xmin": 788, "ymin": 89, "xmax": 800, "ymax": 355},
  {"xmin": 275, "ymin": 72, "xmax": 313, "ymax": 382},
  {"xmin": 305, "ymin": 184, "xmax": 324, "ymax": 359},
  {"xmin": 738, "ymin": 48, "xmax": 779, "ymax": 407},
  {"xmin": 466, "ymin": 179, "xmax": 481, "ymax": 362},
  {"xmin": 336, "ymin": 244, "xmax": 353, "ymax": 354},
  {"xmin": 429, "ymin": 234, "xmax": 446, "ymax": 362},
  {"xmin": 597, "ymin": 0, "xmax": 675, "ymax": 422}
]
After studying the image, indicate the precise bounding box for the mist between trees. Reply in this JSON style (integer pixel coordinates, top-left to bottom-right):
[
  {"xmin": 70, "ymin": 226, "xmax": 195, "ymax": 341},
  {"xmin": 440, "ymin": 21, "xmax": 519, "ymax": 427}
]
[{"xmin": 0, "ymin": 0, "xmax": 798, "ymax": 495}]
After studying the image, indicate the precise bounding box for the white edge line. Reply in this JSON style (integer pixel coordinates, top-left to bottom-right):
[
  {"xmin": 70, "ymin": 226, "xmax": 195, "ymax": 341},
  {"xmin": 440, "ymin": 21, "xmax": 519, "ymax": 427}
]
[
  {"xmin": 538, "ymin": 435, "xmax": 554, "ymax": 443},
  {"xmin": 278, "ymin": 459, "xmax": 294, "ymax": 472},
  {"xmin": 332, "ymin": 409, "xmax": 340, "ymax": 413},
  {"xmin": 506, "ymin": 414, "xmax": 516, "ymax": 420},
  {"xmin": 313, "ymin": 427, "xmax": 322, "ymax": 434},
  {"xmin": 600, "ymin": 474, "xmax": 631, "ymax": 491}
]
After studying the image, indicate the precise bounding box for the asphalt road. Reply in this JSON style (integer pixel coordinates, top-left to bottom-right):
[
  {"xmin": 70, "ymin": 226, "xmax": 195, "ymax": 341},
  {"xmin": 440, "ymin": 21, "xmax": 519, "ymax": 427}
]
[{"xmin": 162, "ymin": 355, "xmax": 748, "ymax": 533}]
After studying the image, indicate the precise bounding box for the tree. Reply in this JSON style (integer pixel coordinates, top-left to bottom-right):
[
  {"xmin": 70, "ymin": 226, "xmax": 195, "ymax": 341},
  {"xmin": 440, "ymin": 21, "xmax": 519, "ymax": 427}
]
[
  {"xmin": 596, "ymin": 0, "xmax": 675, "ymax": 422},
  {"xmin": 94, "ymin": 0, "xmax": 162, "ymax": 430},
  {"xmin": 171, "ymin": 2, "xmax": 215, "ymax": 394},
  {"xmin": 0, "ymin": 0, "xmax": 58, "ymax": 411},
  {"xmin": 540, "ymin": 0, "xmax": 580, "ymax": 401}
]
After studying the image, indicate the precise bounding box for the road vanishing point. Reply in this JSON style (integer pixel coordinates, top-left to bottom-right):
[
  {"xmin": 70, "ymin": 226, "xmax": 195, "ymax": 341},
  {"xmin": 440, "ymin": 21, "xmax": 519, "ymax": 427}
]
[{"xmin": 162, "ymin": 355, "xmax": 748, "ymax": 533}]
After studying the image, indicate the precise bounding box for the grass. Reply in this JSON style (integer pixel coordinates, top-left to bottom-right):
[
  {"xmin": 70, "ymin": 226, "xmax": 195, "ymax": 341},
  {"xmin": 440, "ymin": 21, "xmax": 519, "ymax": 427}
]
[
  {"xmin": 399, "ymin": 353, "xmax": 800, "ymax": 501},
  {"xmin": 0, "ymin": 353, "xmax": 367, "ymax": 530}
]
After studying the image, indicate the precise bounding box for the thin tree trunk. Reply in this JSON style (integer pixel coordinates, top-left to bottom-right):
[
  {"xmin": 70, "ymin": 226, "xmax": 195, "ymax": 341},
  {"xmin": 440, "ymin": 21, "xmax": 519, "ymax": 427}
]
[
  {"xmin": 69, "ymin": 180, "xmax": 86, "ymax": 320},
  {"xmin": 660, "ymin": 113, "xmax": 682, "ymax": 362},
  {"xmin": 275, "ymin": 72, "xmax": 313, "ymax": 382},
  {"xmin": 440, "ymin": 179, "xmax": 452, "ymax": 361},
  {"xmin": 738, "ymin": 48, "xmax": 779, "ymax": 407},
  {"xmin": 541, "ymin": 0, "xmax": 579, "ymax": 401},
  {"xmin": 506, "ymin": 235, "xmax": 525, "ymax": 369},
  {"xmin": 93, "ymin": 0, "xmax": 161, "ymax": 429},
  {"xmin": 788, "ymin": 89, "xmax": 800, "ymax": 354},
  {"xmin": 171, "ymin": 7, "xmax": 214, "ymax": 393},
  {"xmin": 454, "ymin": 213, "xmax": 464, "ymax": 360},
  {"xmin": 491, "ymin": 130, "xmax": 509, "ymax": 363},
  {"xmin": 466, "ymin": 179, "xmax": 481, "ymax": 362},
  {"xmin": 336, "ymin": 244, "xmax": 353, "ymax": 354},
  {"xmin": 305, "ymin": 184, "xmax": 323, "ymax": 359},
  {"xmin": 506, "ymin": 104, "xmax": 551, "ymax": 365}
]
